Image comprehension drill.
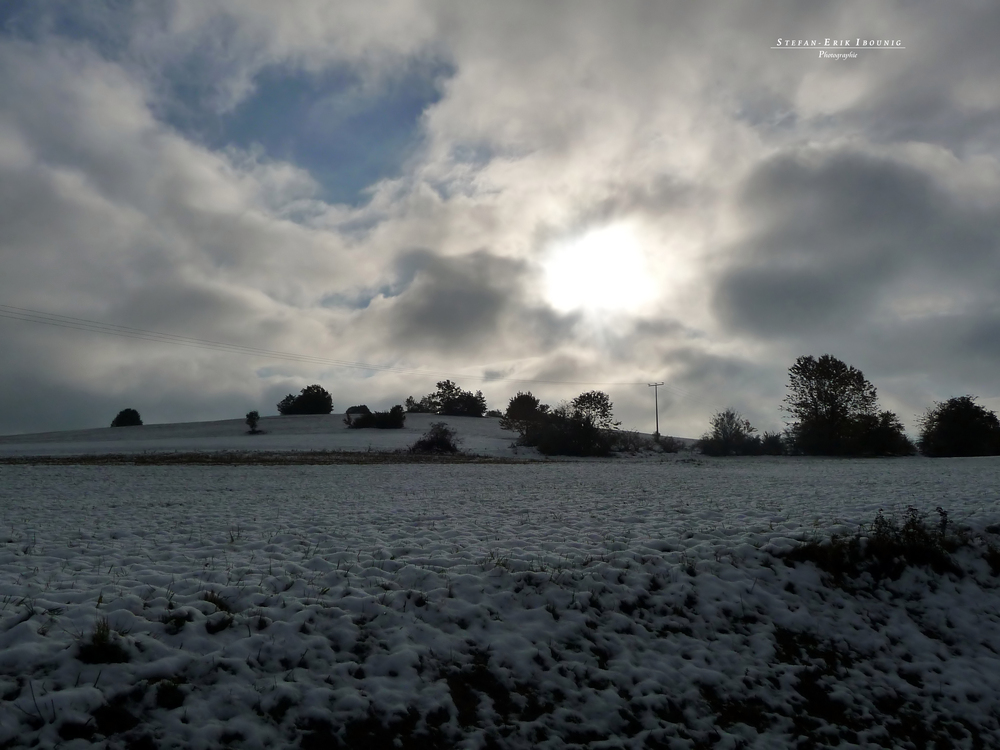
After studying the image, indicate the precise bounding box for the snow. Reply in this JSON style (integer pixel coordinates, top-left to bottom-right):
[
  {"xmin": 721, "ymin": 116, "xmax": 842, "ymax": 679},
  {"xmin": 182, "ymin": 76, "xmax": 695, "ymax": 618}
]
[
  {"xmin": 0, "ymin": 414, "xmax": 529, "ymax": 459},
  {"xmin": 1, "ymin": 419, "xmax": 1000, "ymax": 748}
]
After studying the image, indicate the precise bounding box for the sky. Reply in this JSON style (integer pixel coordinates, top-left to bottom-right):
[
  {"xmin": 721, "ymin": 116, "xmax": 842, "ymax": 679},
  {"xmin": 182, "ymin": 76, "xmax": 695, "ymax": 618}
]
[{"xmin": 1, "ymin": 0, "xmax": 998, "ymax": 438}]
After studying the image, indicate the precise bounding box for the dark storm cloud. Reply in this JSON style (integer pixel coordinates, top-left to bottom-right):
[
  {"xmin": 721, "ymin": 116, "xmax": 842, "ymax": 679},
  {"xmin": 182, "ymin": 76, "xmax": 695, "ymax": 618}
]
[
  {"xmin": 0, "ymin": 370, "xmax": 263, "ymax": 435},
  {"xmin": 376, "ymin": 249, "xmax": 571, "ymax": 354},
  {"xmin": 834, "ymin": 5, "xmax": 1000, "ymax": 156},
  {"xmin": 715, "ymin": 148, "xmax": 1000, "ymax": 336},
  {"xmin": 0, "ymin": 327, "xmax": 267, "ymax": 435},
  {"xmin": 0, "ymin": 371, "xmax": 139, "ymax": 435},
  {"xmin": 861, "ymin": 308, "xmax": 1000, "ymax": 389},
  {"xmin": 716, "ymin": 264, "xmax": 887, "ymax": 335}
]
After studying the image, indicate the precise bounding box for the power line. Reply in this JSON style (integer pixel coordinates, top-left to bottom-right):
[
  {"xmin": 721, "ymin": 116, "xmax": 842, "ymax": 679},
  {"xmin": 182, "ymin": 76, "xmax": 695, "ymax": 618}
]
[{"xmin": 0, "ymin": 303, "xmax": 694, "ymax": 392}]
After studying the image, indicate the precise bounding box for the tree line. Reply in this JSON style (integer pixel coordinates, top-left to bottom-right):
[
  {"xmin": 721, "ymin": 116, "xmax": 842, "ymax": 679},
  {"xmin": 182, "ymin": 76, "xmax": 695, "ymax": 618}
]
[
  {"xmin": 697, "ymin": 354, "xmax": 1000, "ymax": 458},
  {"xmin": 108, "ymin": 354, "xmax": 1000, "ymax": 458}
]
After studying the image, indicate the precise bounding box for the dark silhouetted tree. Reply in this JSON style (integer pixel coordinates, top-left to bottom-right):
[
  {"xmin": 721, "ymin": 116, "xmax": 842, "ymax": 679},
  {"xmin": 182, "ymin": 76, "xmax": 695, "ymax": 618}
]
[
  {"xmin": 245, "ymin": 410, "xmax": 261, "ymax": 434},
  {"xmin": 111, "ymin": 408, "xmax": 142, "ymax": 427},
  {"xmin": 784, "ymin": 355, "xmax": 874, "ymax": 455},
  {"xmin": 570, "ymin": 391, "xmax": 620, "ymax": 430},
  {"xmin": 524, "ymin": 407, "xmax": 613, "ymax": 456},
  {"xmin": 783, "ymin": 354, "xmax": 910, "ymax": 455},
  {"xmin": 512, "ymin": 391, "xmax": 619, "ymax": 456},
  {"xmin": 499, "ymin": 391, "xmax": 550, "ymax": 436},
  {"xmin": 849, "ymin": 410, "xmax": 916, "ymax": 456},
  {"xmin": 760, "ymin": 431, "xmax": 786, "ymax": 455},
  {"xmin": 346, "ymin": 405, "xmax": 406, "ymax": 429},
  {"xmin": 404, "ymin": 395, "xmax": 435, "ymax": 413},
  {"xmin": 277, "ymin": 385, "xmax": 333, "ymax": 415},
  {"xmin": 406, "ymin": 381, "xmax": 487, "ymax": 417},
  {"xmin": 918, "ymin": 396, "xmax": 1000, "ymax": 457},
  {"xmin": 697, "ymin": 408, "xmax": 760, "ymax": 456},
  {"xmin": 436, "ymin": 380, "xmax": 488, "ymax": 417}
]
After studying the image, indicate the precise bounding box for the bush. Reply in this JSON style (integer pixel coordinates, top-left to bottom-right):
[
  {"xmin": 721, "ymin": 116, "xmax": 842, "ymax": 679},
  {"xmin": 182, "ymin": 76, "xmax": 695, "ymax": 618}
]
[
  {"xmin": 506, "ymin": 391, "xmax": 620, "ymax": 457},
  {"xmin": 778, "ymin": 506, "xmax": 964, "ymax": 584},
  {"xmin": 608, "ymin": 430, "xmax": 658, "ymax": 453},
  {"xmin": 499, "ymin": 391, "xmax": 550, "ymax": 435},
  {"xmin": 277, "ymin": 385, "xmax": 333, "ymax": 415},
  {"xmin": 345, "ymin": 405, "xmax": 406, "ymax": 429},
  {"xmin": 697, "ymin": 408, "xmax": 761, "ymax": 456},
  {"xmin": 405, "ymin": 395, "xmax": 436, "ymax": 413},
  {"xmin": 410, "ymin": 422, "xmax": 460, "ymax": 453},
  {"xmin": 346, "ymin": 405, "xmax": 372, "ymax": 416},
  {"xmin": 849, "ymin": 411, "xmax": 916, "ymax": 456},
  {"xmin": 406, "ymin": 381, "xmax": 488, "ymax": 417},
  {"xmin": 524, "ymin": 409, "xmax": 614, "ymax": 457},
  {"xmin": 110, "ymin": 408, "xmax": 142, "ymax": 427},
  {"xmin": 760, "ymin": 431, "xmax": 786, "ymax": 455},
  {"xmin": 436, "ymin": 380, "xmax": 487, "ymax": 417},
  {"xmin": 245, "ymin": 410, "xmax": 261, "ymax": 434},
  {"xmin": 918, "ymin": 395, "xmax": 1000, "ymax": 457},
  {"xmin": 656, "ymin": 435, "xmax": 684, "ymax": 453}
]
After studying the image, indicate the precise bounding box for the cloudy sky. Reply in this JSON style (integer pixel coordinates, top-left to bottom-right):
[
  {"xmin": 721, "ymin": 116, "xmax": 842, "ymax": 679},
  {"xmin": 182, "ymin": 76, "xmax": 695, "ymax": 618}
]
[{"xmin": 1, "ymin": 0, "xmax": 998, "ymax": 437}]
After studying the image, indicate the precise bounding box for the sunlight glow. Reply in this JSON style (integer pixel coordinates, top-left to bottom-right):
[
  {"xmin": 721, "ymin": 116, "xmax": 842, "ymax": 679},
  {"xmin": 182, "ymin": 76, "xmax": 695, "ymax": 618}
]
[{"xmin": 543, "ymin": 224, "xmax": 657, "ymax": 314}]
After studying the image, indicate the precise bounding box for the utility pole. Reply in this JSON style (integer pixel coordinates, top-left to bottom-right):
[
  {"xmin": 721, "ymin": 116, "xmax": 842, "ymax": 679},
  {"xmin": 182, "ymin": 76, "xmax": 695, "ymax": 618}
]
[{"xmin": 648, "ymin": 382, "xmax": 664, "ymax": 438}]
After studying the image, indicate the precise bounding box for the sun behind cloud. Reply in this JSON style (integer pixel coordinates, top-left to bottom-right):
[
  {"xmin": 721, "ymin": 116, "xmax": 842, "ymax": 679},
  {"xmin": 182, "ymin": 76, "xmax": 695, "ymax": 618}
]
[{"xmin": 542, "ymin": 224, "xmax": 658, "ymax": 315}]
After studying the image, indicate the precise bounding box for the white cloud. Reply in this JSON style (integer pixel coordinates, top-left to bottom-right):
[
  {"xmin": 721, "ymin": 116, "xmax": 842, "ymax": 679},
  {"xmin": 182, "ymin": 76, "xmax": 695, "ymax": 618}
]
[{"xmin": 2, "ymin": 1, "xmax": 1000, "ymax": 437}]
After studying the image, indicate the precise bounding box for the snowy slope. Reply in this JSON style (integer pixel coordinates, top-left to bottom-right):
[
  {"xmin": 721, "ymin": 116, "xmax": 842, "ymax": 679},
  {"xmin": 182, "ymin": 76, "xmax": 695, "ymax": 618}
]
[
  {"xmin": 2, "ymin": 457, "xmax": 1000, "ymax": 748},
  {"xmin": 0, "ymin": 413, "xmax": 540, "ymax": 459}
]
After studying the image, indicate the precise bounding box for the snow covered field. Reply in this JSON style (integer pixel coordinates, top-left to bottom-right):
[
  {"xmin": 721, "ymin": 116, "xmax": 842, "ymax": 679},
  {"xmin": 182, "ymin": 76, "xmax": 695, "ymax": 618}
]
[
  {"xmin": 2, "ymin": 421, "xmax": 1000, "ymax": 748},
  {"xmin": 0, "ymin": 414, "xmax": 532, "ymax": 459}
]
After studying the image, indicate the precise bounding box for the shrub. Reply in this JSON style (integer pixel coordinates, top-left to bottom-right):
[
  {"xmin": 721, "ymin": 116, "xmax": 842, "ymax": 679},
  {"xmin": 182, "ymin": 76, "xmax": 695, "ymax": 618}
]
[
  {"xmin": 486, "ymin": 409, "xmax": 503, "ymax": 418},
  {"xmin": 499, "ymin": 391, "xmax": 550, "ymax": 436},
  {"xmin": 507, "ymin": 391, "xmax": 620, "ymax": 456},
  {"xmin": 245, "ymin": 410, "xmax": 261, "ymax": 434},
  {"xmin": 345, "ymin": 405, "xmax": 406, "ymax": 429},
  {"xmin": 406, "ymin": 381, "xmax": 488, "ymax": 417},
  {"xmin": 111, "ymin": 408, "xmax": 142, "ymax": 427},
  {"xmin": 346, "ymin": 405, "xmax": 372, "ymax": 416},
  {"xmin": 404, "ymin": 395, "xmax": 436, "ymax": 413},
  {"xmin": 760, "ymin": 431, "xmax": 785, "ymax": 455},
  {"xmin": 918, "ymin": 395, "xmax": 1000, "ymax": 457},
  {"xmin": 277, "ymin": 385, "xmax": 333, "ymax": 415},
  {"xmin": 779, "ymin": 506, "xmax": 964, "ymax": 585},
  {"xmin": 656, "ymin": 435, "xmax": 684, "ymax": 453},
  {"xmin": 436, "ymin": 380, "xmax": 487, "ymax": 417},
  {"xmin": 697, "ymin": 408, "xmax": 761, "ymax": 456},
  {"xmin": 410, "ymin": 422, "xmax": 461, "ymax": 453},
  {"xmin": 849, "ymin": 411, "xmax": 916, "ymax": 456},
  {"xmin": 524, "ymin": 408, "xmax": 613, "ymax": 457},
  {"xmin": 609, "ymin": 430, "xmax": 658, "ymax": 453}
]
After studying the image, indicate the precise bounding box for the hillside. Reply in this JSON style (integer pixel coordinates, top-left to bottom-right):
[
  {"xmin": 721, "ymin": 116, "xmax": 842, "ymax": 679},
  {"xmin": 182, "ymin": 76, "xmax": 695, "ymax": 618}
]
[{"xmin": 0, "ymin": 414, "xmax": 532, "ymax": 459}]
